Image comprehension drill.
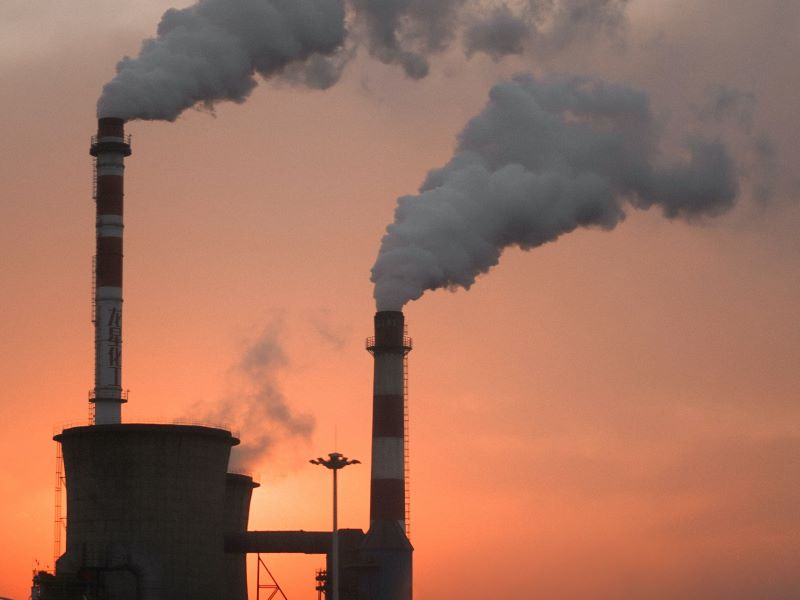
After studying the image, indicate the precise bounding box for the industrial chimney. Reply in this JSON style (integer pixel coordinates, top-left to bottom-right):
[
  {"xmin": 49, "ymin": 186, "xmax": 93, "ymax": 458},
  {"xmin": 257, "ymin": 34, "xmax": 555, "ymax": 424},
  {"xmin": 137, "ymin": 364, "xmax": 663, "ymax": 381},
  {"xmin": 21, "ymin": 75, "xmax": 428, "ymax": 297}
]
[
  {"xmin": 366, "ymin": 311, "xmax": 412, "ymax": 530},
  {"xmin": 89, "ymin": 118, "xmax": 131, "ymax": 425},
  {"xmin": 363, "ymin": 311, "xmax": 413, "ymax": 600}
]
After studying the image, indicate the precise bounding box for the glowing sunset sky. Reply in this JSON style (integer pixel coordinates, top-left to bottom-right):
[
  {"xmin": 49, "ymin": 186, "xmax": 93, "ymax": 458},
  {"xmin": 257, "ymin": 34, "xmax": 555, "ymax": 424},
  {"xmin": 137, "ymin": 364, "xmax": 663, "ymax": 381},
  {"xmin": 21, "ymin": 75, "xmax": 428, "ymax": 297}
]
[{"xmin": 1, "ymin": 1, "xmax": 799, "ymax": 598}]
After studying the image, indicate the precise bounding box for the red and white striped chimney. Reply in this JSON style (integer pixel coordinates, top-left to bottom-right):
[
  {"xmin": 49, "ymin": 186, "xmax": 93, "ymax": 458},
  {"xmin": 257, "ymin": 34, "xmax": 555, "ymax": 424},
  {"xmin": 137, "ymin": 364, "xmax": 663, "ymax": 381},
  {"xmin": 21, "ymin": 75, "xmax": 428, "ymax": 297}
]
[
  {"xmin": 89, "ymin": 118, "xmax": 131, "ymax": 425},
  {"xmin": 366, "ymin": 311, "xmax": 412, "ymax": 533}
]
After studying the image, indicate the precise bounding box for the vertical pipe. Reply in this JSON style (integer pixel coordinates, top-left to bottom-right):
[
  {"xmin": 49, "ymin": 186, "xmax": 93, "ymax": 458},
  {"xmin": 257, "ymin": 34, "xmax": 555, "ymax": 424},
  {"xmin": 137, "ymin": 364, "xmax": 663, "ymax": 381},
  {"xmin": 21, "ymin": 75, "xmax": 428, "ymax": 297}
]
[
  {"xmin": 367, "ymin": 311, "xmax": 411, "ymax": 532},
  {"xmin": 90, "ymin": 118, "xmax": 131, "ymax": 424}
]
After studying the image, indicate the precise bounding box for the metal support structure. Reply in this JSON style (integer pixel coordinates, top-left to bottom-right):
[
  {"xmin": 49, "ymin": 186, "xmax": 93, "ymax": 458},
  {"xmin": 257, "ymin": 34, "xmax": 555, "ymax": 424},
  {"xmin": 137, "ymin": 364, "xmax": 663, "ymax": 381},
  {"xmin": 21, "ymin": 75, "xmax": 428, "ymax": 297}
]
[
  {"xmin": 315, "ymin": 569, "xmax": 327, "ymax": 600},
  {"xmin": 255, "ymin": 554, "xmax": 288, "ymax": 600},
  {"xmin": 53, "ymin": 442, "xmax": 65, "ymax": 568},
  {"xmin": 310, "ymin": 452, "xmax": 360, "ymax": 600}
]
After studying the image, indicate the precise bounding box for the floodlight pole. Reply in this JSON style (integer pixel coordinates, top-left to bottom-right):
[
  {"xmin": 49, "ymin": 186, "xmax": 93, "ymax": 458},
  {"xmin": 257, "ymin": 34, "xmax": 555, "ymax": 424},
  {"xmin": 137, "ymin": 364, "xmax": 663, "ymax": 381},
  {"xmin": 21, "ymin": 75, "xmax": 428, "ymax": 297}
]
[{"xmin": 310, "ymin": 452, "xmax": 360, "ymax": 600}]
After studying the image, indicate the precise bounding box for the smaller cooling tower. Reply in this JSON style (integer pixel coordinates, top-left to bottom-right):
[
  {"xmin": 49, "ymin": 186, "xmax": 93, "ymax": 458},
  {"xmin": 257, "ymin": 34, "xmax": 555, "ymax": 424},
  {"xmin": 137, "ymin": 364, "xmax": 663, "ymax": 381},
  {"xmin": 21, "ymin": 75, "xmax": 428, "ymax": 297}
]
[
  {"xmin": 54, "ymin": 424, "xmax": 238, "ymax": 600},
  {"xmin": 224, "ymin": 473, "xmax": 260, "ymax": 600}
]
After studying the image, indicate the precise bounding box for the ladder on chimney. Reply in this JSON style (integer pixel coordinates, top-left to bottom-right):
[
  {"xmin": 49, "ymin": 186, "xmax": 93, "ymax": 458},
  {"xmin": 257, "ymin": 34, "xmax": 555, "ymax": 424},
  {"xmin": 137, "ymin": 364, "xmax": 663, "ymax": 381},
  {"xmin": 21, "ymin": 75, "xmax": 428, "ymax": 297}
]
[
  {"xmin": 91, "ymin": 254, "xmax": 97, "ymax": 324},
  {"xmin": 91, "ymin": 157, "xmax": 97, "ymax": 324},
  {"xmin": 403, "ymin": 328, "xmax": 411, "ymax": 537},
  {"xmin": 53, "ymin": 442, "xmax": 66, "ymax": 569},
  {"xmin": 91, "ymin": 159, "xmax": 97, "ymax": 200}
]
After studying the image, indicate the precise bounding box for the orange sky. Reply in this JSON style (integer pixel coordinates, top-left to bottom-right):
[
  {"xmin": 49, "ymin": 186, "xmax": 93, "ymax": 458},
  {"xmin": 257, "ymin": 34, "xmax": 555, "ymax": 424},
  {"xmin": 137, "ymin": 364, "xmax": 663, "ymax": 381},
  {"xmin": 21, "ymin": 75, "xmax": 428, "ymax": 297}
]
[{"xmin": 2, "ymin": 1, "xmax": 799, "ymax": 599}]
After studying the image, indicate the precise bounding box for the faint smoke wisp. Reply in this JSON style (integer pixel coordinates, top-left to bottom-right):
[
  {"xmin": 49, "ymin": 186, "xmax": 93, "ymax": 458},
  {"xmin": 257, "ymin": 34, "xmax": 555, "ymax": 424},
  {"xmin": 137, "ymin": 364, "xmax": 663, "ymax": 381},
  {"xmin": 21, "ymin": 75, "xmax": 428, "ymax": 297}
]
[
  {"xmin": 693, "ymin": 85, "xmax": 778, "ymax": 205},
  {"xmin": 695, "ymin": 84, "xmax": 757, "ymax": 134},
  {"xmin": 371, "ymin": 74, "xmax": 740, "ymax": 310},
  {"xmin": 199, "ymin": 324, "xmax": 314, "ymax": 471},
  {"xmin": 97, "ymin": 0, "xmax": 347, "ymax": 121}
]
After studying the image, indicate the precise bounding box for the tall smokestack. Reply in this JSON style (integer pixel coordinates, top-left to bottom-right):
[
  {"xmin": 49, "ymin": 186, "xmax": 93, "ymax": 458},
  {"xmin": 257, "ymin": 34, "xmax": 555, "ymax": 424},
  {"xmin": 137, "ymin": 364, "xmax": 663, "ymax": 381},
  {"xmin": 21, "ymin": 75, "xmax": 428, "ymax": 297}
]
[
  {"xmin": 89, "ymin": 118, "xmax": 131, "ymax": 425},
  {"xmin": 366, "ymin": 311, "xmax": 411, "ymax": 531},
  {"xmin": 362, "ymin": 311, "xmax": 413, "ymax": 600}
]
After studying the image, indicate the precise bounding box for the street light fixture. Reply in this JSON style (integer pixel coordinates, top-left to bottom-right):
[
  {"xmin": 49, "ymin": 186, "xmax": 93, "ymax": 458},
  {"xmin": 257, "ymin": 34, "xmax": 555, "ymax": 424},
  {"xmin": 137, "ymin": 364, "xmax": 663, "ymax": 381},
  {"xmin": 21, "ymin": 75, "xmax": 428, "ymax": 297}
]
[{"xmin": 310, "ymin": 452, "xmax": 360, "ymax": 600}]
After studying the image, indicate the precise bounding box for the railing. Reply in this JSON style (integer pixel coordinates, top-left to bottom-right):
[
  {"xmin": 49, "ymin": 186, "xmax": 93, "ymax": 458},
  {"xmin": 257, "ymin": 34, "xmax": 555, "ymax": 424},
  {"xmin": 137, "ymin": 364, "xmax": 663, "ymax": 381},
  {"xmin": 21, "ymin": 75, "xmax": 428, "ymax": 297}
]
[
  {"xmin": 90, "ymin": 134, "xmax": 132, "ymax": 146},
  {"xmin": 170, "ymin": 418, "xmax": 240, "ymax": 438},
  {"xmin": 365, "ymin": 336, "xmax": 413, "ymax": 351},
  {"xmin": 88, "ymin": 389, "xmax": 130, "ymax": 402},
  {"xmin": 53, "ymin": 420, "xmax": 93, "ymax": 434},
  {"xmin": 54, "ymin": 416, "xmax": 240, "ymax": 439}
]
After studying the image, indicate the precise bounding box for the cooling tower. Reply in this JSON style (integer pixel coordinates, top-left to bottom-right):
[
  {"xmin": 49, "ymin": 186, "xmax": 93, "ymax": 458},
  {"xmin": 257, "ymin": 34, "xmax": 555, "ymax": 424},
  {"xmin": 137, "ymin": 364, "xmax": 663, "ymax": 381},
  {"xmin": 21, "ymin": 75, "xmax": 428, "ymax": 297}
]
[
  {"xmin": 224, "ymin": 473, "xmax": 260, "ymax": 600},
  {"xmin": 54, "ymin": 424, "xmax": 238, "ymax": 600}
]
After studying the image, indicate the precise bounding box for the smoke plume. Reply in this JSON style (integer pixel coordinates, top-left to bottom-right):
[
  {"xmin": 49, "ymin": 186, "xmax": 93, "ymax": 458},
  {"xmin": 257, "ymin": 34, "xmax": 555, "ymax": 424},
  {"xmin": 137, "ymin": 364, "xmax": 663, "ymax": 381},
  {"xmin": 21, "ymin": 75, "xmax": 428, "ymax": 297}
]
[
  {"xmin": 371, "ymin": 74, "xmax": 740, "ymax": 310},
  {"xmin": 97, "ymin": 0, "xmax": 640, "ymax": 120},
  {"xmin": 350, "ymin": 0, "xmax": 465, "ymax": 78},
  {"xmin": 694, "ymin": 84, "xmax": 758, "ymax": 134},
  {"xmin": 97, "ymin": 0, "xmax": 347, "ymax": 120},
  {"xmin": 464, "ymin": 5, "xmax": 530, "ymax": 60},
  {"xmin": 692, "ymin": 85, "xmax": 777, "ymax": 205},
  {"xmin": 464, "ymin": 0, "xmax": 629, "ymax": 59},
  {"xmin": 197, "ymin": 323, "xmax": 314, "ymax": 471}
]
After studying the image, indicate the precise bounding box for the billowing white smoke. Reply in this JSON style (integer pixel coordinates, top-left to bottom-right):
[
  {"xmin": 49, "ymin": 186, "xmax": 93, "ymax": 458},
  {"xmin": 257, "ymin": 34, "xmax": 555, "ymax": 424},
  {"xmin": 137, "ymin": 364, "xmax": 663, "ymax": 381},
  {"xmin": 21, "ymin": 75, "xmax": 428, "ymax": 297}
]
[
  {"xmin": 97, "ymin": 0, "xmax": 347, "ymax": 120},
  {"xmin": 371, "ymin": 75, "xmax": 740, "ymax": 310},
  {"xmin": 97, "ymin": 0, "xmax": 640, "ymax": 120}
]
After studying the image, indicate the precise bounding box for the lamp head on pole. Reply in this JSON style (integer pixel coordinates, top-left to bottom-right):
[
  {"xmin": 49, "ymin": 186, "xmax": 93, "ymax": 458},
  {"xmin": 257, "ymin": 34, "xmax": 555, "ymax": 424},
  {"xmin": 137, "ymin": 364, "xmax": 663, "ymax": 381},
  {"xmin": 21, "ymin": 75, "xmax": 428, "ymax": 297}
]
[{"xmin": 310, "ymin": 452, "xmax": 361, "ymax": 471}]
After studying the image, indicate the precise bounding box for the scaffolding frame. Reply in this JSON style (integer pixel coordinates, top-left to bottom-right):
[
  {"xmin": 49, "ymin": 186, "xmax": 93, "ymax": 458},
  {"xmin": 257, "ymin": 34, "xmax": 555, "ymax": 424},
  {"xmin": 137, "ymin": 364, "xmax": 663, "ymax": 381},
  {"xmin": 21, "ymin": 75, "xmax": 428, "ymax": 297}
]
[
  {"xmin": 53, "ymin": 442, "xmax": 66, "ymax": 569},
  {"xmin": 256, "ymin": 554, "xmax": 288, "ymax": 600}
]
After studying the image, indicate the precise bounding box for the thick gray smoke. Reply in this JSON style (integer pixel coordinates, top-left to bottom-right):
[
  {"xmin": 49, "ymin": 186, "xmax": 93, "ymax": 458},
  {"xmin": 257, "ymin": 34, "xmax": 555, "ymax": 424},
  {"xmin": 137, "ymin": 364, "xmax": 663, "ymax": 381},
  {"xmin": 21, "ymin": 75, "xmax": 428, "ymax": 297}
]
[
  {"xmin": 465, "ymin": 5, "xmax": 530, "ymax": 60},
  {"xmin": 371, "ymin": 74, "xmax": 740, "ymax": 310},
  {"xmin": 350, "ymin": 0, "xmax": 630, "ymax": 76},
  {"xmin": 97, "ymin": 0, "xmax": 346, "ymax": 120},
  {"xmin": 465, "ymin": 0, "xmax": 629, "ymax": 59},
  {"xmin": 197, "ymin": 324, "xmax": 314, "ymax": 471},
  {"xmin": 98, "ymin": 0, "xmax": 637, "ymax": 120},
  {"xmin": 351, "ymin": 0, "xmax": 465, "ymax": 78}
]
